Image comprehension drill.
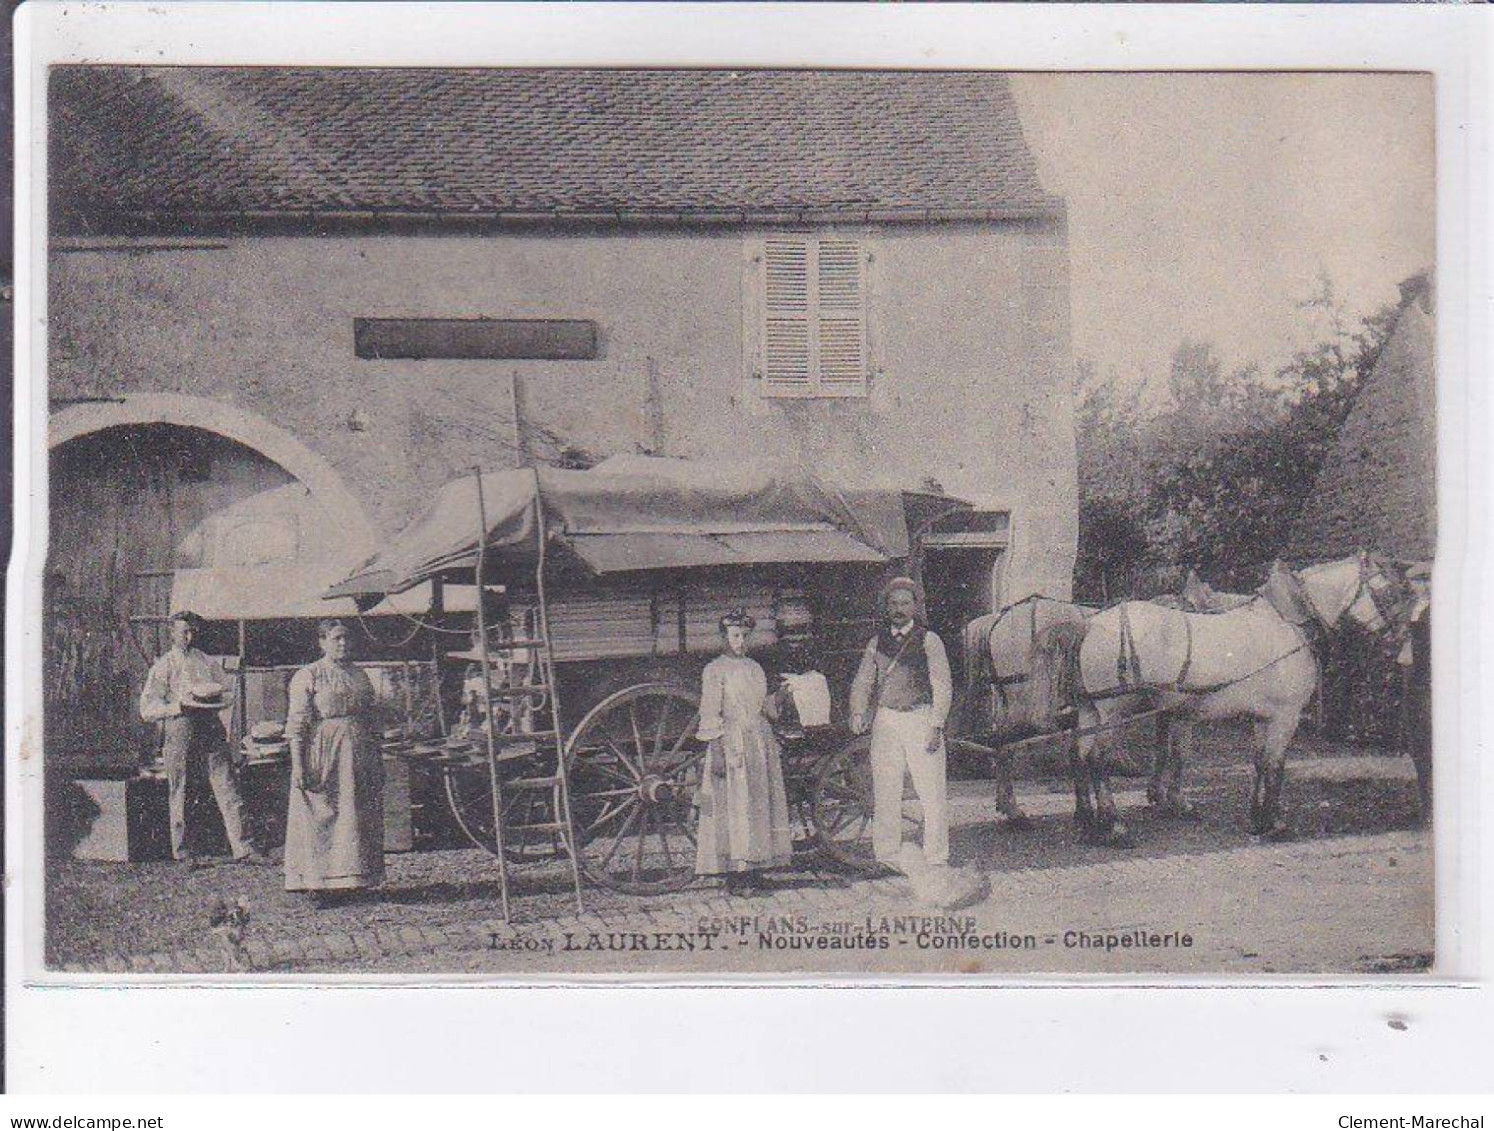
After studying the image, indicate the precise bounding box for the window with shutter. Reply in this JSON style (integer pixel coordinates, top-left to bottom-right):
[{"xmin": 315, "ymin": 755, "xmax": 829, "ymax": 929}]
[
  {"xmin": 764, "ymin": 236, "xmax": 811, "ymax": 393},
  {"xmin": 759, "ymin": 233, "xmax": 868, "ymax": 397}
]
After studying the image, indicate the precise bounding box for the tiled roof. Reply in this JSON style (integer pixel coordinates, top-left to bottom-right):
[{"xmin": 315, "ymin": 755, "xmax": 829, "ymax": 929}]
[
  {"xmin": 50, "ymin": 67, "xmax": 1061, "ymax": 229},
  {"xmin": 1285, "ymin": 279, "xmax": 1436, "ymax": 565}
]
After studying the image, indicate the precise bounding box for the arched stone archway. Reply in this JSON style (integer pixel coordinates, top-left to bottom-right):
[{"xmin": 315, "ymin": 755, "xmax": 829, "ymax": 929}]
[
  {"xmin": 46, "ymin": 395, "xmax": 378, "ymax": 771},
  {"xmin": 50, "ymin": 393, "xmax": 376, "ymax": 559}
]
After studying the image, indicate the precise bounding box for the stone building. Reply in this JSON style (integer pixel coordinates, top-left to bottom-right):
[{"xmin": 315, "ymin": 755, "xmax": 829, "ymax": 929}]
[{"xmin": 46, "ymin": 67, "xmax": 1077, "ymax": 768}]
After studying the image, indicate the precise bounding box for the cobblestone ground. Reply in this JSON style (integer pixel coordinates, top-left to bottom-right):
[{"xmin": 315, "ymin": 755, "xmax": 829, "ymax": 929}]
[
  {"xmin": 44, "ymin": 742, "xmax": 1432, "ymax": 977},
  {"xmin": 304, "ymin": 827, "xmax": 1432, "ymax": 977}
]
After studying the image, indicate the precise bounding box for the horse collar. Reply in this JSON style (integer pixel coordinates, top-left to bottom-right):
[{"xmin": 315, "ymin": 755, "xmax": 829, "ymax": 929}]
[
  {"xmin": 1258, "ymin": 566, "xmax": 1325, "ymax": 631},
  {"xmin": 1358, "ymin": 557, "xmax": 1408, "ymax": 629}
]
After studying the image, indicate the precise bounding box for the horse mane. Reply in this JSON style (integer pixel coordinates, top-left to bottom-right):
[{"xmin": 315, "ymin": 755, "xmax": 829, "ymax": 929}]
[{"xmin": 1028, "ymin": 620, "xmax": 1088, "ymax": 732}]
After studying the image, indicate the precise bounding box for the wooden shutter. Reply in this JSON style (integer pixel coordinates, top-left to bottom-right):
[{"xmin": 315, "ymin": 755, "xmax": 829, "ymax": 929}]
[
  {"xmin": 815, "ymin": 236, "xmax": 868, "ymax": 396},
  {"xmin": 760, "ymin": 233, "xmax": 868, "ymax": 398},
  {"xmin": 763, "ymin": 236, "xmax": 812, "ymax": 395}
]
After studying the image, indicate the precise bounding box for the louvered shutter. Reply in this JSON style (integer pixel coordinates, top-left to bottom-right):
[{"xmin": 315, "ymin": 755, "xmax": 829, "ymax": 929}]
[
  {"xmin": 763, "ymin": 236, "xmax": 812, "ymax": 395},
  {"xmin": 814, "ymin": 236, "xmax": 868, "ymax": 396},
  {"xmin": 759, "ymin": 233, "xmax": 869, "ymax": 398}
]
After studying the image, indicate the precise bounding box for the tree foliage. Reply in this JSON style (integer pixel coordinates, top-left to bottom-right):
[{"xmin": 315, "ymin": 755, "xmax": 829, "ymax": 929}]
[{"xmin": 1074, "ymin": 281, "xmax": 1404, "ymax": 603}]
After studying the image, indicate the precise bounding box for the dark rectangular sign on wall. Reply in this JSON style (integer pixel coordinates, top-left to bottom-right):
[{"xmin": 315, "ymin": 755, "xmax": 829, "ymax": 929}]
[{"xmin": 354, "ymin": 318, "xmax": 598, "ymax": 360}]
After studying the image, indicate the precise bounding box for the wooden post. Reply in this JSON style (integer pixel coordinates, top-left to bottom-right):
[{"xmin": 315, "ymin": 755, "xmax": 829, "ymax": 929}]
[
  {"xmin": 532, "ymin": 465, "xmax": 586, "ymax": 915},
  {"xmin": 472, "ymin": 467, "xmax": 511, "ymax": 923},
  {"xmin": 401, "ymin": 659, "xmax": 414, "ymax": 729},
  {"xmin": 235, "ymin": 618, "xmax": 248, "ymax": 748},
  {"xmin": 428, "ymin": 576, "xmax": 448, "ymax": 736},
  {"xmin": 430, "ymin": 633, "xmax": 447, "ymax": 738},
  {"xmin": 510, "ymin": 369, "xmax": 528, "ymax": 469},
  {"xmin": 643, "ymin": 356, "xmax": 664, "ymax": 455}
]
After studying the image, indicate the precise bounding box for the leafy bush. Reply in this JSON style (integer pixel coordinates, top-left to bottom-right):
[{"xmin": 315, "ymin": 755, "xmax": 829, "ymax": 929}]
[
  {"xmin": 1074, "ymin": 284, "xmax": 1400, "ymax": 603},
  {"xmin": 1071, "ymin": 279, "xmax": 1413, "ymax": 747}
]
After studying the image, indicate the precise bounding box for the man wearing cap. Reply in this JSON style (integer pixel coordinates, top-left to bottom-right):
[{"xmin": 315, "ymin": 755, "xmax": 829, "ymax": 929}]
[
  {"xmin": 849, "ymin": 577, "xmax": 952, "ymax": 870},
  {"xmin": 139, "ymin": 611, "xmax": 269, "ymax": 867}
]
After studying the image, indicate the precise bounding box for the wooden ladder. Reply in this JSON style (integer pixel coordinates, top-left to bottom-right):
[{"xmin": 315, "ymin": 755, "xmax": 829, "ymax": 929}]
[{"xmin": 470, "ymin": 467, "xmax": 586, "ymax": 922}]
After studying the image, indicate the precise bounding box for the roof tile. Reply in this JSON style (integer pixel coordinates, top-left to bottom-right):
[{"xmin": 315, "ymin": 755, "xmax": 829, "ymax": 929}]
[{"xmin": 50, "ymin": 67, "xmax": 1060, "ymax": 226}]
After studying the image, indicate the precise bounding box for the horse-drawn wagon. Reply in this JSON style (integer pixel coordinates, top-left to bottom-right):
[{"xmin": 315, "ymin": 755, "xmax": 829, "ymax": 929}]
[
  {"xmin": 325, "ymin": 454, "xmax": 1416, "ymax": 917},
  {"xmin": 324, "ymin": 455, "xmax": 972, "ymax": 914}
]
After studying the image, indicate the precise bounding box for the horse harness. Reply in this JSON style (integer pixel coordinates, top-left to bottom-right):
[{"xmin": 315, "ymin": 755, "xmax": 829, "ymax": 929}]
[
  {"xmin": 1220, "ymin": 555, "xmax": 1405, "ymax": 689},
  {"xmin": 986, "ymin": 557, "xmax": 1402, "ymax": 705},
  {"xmin": 1111, "ymin": 568, "xmax": 1326, "ymax": 699},
  {"xmin": 986, "ymin": 594, "xmax": 1058, "ymax": 700},
  {"xmin": 1115, "ymin": 601, "xmax": 1196, "ymax": 692},
  {"xmin": 1356, "ymin": 555, "xmax": 1414, "ymax": 629}
]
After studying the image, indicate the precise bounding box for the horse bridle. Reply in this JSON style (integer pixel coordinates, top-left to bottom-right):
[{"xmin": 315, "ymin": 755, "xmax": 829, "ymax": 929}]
[{"xmin": 1352, "ymin": 553, "xmax": 1412, "ymax": 632}]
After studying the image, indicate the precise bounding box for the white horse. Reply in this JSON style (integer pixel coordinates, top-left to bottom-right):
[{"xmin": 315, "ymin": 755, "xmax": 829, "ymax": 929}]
[
  {"xmin": 961, "ymin": 597, "xmax": 1093, "ymax": 827},
  {"xmin": 962, "ymin": 595, "xmax": 1165, "ymax": 827},
  {"xmin": 963, "ymin": 596, "xmax": 1094, "ymax": 741},
  {"xmin": 1038, "ymin": 551, "xmax": 1408, "ymax": 845}
]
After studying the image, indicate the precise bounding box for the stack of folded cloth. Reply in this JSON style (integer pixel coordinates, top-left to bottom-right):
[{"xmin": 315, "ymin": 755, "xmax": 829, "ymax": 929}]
[
  {"xmin": 781, "ymin": 671, "xmax": 832, "ymax": 729},
  {"xmin": 241, "ymin": 721, "xmax": 290, "ymax": 765}
]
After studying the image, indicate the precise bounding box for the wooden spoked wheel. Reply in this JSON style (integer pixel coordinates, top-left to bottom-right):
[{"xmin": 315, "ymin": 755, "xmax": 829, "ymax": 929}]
[
  {"xmin": 778, "ymin": 733, "xmax": 838, "ymax": 861},
  {"xmin": 442, "ymin": 754, "xmax": 565, "ymax": 865},
  {"xmin": 565, "ymin": 683, "xmax": 705, "ymax": 895},
  {"xmin": 812, "ymin": 735, "xmax": 922, "ymax": 873}
]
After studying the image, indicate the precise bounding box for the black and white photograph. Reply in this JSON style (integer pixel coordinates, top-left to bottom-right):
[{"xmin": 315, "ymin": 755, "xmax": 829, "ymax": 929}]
[{"xmin": 24, "ymin": 53, "xmax": 1443, "ymax": 981}]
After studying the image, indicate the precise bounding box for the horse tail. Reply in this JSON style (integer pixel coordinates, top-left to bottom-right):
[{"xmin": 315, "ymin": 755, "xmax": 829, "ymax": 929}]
[
  {"xmin": 1029, "ymin": 620, "xmax": 1088, "ymax": 732},
  {"xmin": 952, "ymin": 613, "xmax": 997, "ymax": 737},
  {"xmin": 962, "ymin": 613, "xmax": 997, "ymax": 690}
]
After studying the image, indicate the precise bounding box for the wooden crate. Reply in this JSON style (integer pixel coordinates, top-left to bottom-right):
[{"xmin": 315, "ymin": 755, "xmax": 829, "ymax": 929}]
[
  {"xmin": 71, "ymin": 776, "xmax": 173, "ymax": 863},
  {"xmin": 240, "ymin": 760, "xmax": 289, "ymax": 849},
  {"xmin": 383, "ymin": 754, "xmax": 414, "ymax": 853}
]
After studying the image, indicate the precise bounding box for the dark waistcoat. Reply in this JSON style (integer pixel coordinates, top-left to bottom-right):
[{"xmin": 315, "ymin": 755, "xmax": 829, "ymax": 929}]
[{"xmin": 873, "ymin": 625, "xmax": 934, "ymax": 710}]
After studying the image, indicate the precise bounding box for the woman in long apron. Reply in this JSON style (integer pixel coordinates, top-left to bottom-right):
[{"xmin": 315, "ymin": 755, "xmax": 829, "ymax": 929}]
[
  {"xmin": 284, "ymin": 619, "xmax": 385, "ymax": 905},
  {"xmin": 693, "ymin": 610, "xmax": 794, "ymax": 894}
]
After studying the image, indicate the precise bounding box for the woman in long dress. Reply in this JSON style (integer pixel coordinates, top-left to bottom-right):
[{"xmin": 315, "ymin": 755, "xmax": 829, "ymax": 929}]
[
  {"xmin": 694, "ymin": 610, "xmax": 793, "ymax": 894},
  {"xmin": 284, "ymin": 619, "xmax": 384, "ymax": 905}
]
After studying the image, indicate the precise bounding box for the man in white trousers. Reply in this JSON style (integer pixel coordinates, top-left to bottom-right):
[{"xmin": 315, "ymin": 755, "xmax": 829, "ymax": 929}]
[{"xmin": 848, "ymin": 576, "xmax": 952, "ymax": 871}]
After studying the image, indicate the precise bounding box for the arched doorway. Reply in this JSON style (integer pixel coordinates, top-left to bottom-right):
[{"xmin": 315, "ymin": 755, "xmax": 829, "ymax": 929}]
[{"xmin": 46, "ymin": 416, "xmax": 373, "ymax": 773}]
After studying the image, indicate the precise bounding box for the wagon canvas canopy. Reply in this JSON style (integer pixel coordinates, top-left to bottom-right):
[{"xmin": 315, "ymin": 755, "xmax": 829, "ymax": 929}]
[{"xmin": 326, "ymin": 455, "xmax": 959, "ymax": 599}]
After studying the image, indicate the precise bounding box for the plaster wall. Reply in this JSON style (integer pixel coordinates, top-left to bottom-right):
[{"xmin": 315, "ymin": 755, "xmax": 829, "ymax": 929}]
[{"xmin": 50, "ymin": 224, "xmax": 1076, "ymax": 598}]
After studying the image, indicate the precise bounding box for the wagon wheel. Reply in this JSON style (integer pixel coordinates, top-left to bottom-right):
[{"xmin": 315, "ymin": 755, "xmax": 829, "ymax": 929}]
[
  {"xmin": 812, "ymin": 735, "xmax": 922, "ymax": 873},
  {"xmin": 565, "ymin": 683, "xmax": 705, "ymax": 895},
  {"xmin": 778, "ymin": 731, "xmax": 838, "ymax": 861},
  {"xmin": 442, "ymin": 754, "xmax": 565, "ymax": 865}
]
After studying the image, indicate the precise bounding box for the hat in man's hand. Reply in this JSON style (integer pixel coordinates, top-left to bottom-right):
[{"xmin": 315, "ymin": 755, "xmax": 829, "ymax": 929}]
[{"xmin": 181, "ymin": 680, "xmax": 226, "ymax": 709}]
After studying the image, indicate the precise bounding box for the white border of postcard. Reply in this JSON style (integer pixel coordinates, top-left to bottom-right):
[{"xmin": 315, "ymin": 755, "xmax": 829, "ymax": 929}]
[{"xmin": 8, "ymin": 1, "xmax": 1491, "ymax": 1092}]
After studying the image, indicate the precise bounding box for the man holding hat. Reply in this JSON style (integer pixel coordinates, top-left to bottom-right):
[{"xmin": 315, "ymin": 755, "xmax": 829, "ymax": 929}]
[
  {"xmin": 139, "ymin": 611, "xmax": 269, "ymax": 867},
  {"xmin": 848, "ymin": 576, "xmax": 952, "ymax": 871}
]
